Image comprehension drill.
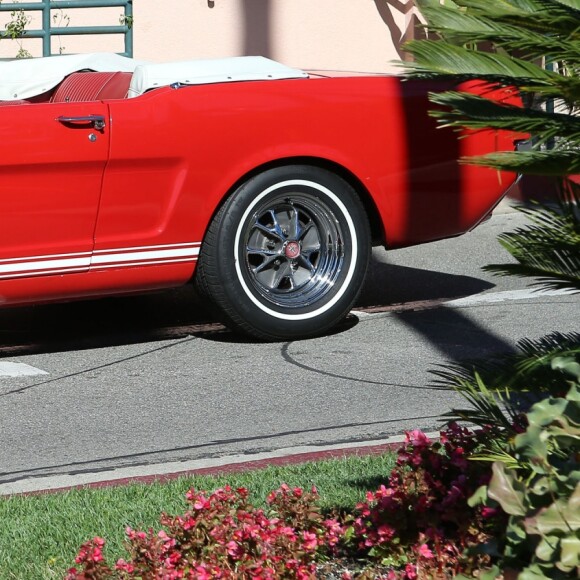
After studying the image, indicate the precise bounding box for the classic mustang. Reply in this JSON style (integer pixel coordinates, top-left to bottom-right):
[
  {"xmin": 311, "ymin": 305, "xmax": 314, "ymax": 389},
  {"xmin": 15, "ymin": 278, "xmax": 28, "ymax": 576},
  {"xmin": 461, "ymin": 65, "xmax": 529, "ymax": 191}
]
[{"xmin": 0, "ymin": 53, "xmax": 519, "ymax": 340}]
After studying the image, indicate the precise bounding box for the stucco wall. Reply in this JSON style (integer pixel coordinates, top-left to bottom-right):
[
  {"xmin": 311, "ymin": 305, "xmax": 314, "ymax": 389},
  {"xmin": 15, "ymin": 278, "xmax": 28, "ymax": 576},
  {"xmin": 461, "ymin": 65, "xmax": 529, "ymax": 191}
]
[{"xmin": 0, "ymin": 0, "xmax": 418, "ymax": 71}]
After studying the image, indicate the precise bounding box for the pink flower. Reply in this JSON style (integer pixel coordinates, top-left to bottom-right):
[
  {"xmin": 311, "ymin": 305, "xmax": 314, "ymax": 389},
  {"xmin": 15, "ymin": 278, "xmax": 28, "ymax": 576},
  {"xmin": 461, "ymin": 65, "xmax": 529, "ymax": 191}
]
[
  {"xmin": 194, "ymin": 496, "xmax": 210, "ymax": 510},
  {"xmin": 194, "ymin": 565, "xmax": 212, "ymax": 580},
  {"xmin": 302, "ymin": 531, "xmax": 318, "ymax": 551},
  {"xmin": 297, "ymin": 566, "xmax": 315, "ymax": 580},
  {"xmin": 226, "ymin": 540, "xmax": 241, "ymax": 558},
  {"xmin": 182, "ymin": 515, "xmax": 196, "ymax": 530},
  {"xmin": 481, "ymin": 506, "xmax": 500, "ymax": 519},
  {"xmin": 405, "ymin": 563, "xmax": 418, "ymax": 579},
  {"xmin": 377, "ymin": 523, "xmax": 395, "ymax": 540},
  {"xmin": 375, "ymin": 484, "xmax": 394, "ymax": 499},
  {"xmin": 418, "ymin": 543, "xmax": 434, "ymax": 558},
  {"xmin": 406, "ymin": 429, "xmax": 431, "ymax": 448},
  {"xmin": 115, "ymin": 559, "xmax": 135, "ymax": 573}
]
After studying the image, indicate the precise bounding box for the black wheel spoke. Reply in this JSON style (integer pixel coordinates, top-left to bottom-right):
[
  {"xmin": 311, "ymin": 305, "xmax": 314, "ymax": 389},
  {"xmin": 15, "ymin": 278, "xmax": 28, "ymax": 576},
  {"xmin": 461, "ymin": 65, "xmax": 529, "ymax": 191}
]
[
  {"xmin": 296, "ymin": 254, "xmax": 316, "ymax": 274},
  {"xmin": 290, "ymin": 207, "xmax": 302, "ymax": 239},
  {"xmin": 249, "ymin": 251, "xmax": 282, "ymax": 274},
  {"xmin": 298, "ymin": 220, "xmax": 315, "ymax": 242},
  {"xmin": 252, "ymin": 210, "xmax": 287, "ymax": 241},
  {"xmin": 270, "ymin": 261, "xmax": 292, "ymax": 290}
]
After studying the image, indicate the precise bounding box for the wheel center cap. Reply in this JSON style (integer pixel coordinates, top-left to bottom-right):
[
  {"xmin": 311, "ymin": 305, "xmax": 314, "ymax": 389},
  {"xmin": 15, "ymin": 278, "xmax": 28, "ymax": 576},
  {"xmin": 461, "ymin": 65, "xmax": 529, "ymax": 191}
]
[{"xmin": 284, "ymin": 241, "xmax": 301, "ymax": 259}]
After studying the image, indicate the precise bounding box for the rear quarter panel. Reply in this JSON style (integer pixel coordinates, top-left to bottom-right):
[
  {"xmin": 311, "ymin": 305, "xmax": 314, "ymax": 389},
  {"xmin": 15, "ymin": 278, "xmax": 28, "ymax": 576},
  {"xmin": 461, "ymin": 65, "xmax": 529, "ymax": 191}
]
[{"xmin": 100, "ymin": 75, "xmax": 517, "ymax": 259}]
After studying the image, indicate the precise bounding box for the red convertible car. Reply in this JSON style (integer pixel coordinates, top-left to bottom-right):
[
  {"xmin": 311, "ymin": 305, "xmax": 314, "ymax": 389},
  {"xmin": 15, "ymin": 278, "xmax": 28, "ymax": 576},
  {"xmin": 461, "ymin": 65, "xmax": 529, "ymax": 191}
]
[{"xmin": 0, "ymin": 53, "xmax": 519, "ymax": 340}]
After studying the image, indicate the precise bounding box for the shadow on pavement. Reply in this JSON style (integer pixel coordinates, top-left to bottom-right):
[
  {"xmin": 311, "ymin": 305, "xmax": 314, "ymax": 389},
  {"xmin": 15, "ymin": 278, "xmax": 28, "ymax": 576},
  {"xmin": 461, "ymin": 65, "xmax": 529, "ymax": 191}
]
[
  {"xmin": 0, "ymin": 261, "xmax": 496, "ymax": 356},
  {"xmin": 357, "ymin": 259, "xmax": 495, "ymax": 307}
]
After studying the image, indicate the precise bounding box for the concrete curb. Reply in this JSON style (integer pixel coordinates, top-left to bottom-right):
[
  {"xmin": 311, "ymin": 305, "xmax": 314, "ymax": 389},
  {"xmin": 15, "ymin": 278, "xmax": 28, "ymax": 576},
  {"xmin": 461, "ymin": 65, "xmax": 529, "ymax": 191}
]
[{"xmin": 0, "ymin": 432, "xmax": 440, "ymax": 496}]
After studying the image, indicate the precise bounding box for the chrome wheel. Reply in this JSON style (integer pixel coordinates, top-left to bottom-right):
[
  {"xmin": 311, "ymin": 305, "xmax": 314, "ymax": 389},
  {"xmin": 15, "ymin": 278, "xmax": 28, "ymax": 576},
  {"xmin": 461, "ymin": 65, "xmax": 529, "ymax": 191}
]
[
  {"xmin": 196, "ymin": 166, "xmax": 370, "ymax": 340},
  {"xmin": 244, "ymin": 195, "xmax": 345, "ymax": 309}
]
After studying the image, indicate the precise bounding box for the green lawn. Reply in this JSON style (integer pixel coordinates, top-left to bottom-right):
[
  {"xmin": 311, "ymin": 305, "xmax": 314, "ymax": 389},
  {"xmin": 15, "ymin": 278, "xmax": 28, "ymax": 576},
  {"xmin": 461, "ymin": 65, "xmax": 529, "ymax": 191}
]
[{"xmin": 0, "ymin": 452, "xmax": 395, "ymax": 579}]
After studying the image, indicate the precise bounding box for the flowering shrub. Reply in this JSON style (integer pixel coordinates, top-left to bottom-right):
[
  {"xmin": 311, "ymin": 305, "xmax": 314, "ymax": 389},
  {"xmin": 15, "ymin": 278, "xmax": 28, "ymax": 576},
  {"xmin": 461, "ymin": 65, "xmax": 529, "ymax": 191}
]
[
  {"xmin": 67, "ymin": 424, "xmax": 523, "ymax": 579},
  {"xmin": 353, "ymin": 424, "xmax": 506, "ymax": 578},
  {"xmin": 66, "ymin": 484, "xmax": 345, "ymax": 579}
]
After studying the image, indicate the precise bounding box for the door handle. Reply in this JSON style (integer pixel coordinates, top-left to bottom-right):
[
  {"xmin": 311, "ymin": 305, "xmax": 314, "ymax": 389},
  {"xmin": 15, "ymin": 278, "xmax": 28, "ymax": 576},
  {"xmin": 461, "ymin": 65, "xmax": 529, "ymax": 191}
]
[{"xmin": 57, "ymin": 115, "xmax": 106, "ymax": 131}]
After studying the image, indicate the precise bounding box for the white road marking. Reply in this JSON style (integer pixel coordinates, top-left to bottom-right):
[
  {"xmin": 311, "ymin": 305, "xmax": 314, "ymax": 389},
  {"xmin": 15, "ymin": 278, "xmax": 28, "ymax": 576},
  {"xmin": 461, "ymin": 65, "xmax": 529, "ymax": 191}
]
[
  {"xmin": 0, "ymin": 362, "xmax": 48, "ymax": 377},
  {"xmin": 446, "ymin": 288, "xmax": 577, "ymax": 307},
  {"xmin": 352, "ymin": 288, "xmax": 578, "ymax": 318}
]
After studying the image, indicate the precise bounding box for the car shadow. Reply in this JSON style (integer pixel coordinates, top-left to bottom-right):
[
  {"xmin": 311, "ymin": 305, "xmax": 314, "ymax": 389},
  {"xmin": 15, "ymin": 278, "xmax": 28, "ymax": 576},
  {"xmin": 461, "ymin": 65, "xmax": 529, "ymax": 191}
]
[
  {"xmin": 358, "ymin": 260, "xmax": 495, "ymax": 308},
  {"xmin": 0, "ymin": 258, "xmax": 496, "ymax": 356}
]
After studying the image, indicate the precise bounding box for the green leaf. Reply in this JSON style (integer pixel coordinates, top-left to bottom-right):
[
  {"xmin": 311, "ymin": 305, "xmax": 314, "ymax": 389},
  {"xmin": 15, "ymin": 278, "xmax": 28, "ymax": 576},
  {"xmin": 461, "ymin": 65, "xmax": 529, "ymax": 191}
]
[
  {"xmin": 466, "ymin": 149, "xmax": 580, "ymax": 177},
  {"xmin": 530, "ymin": 475, "xmax": 554, "ymax": 496},
  {"xmin": 488, "ymin": 462, "xmax": 528, "ymax": 515},
  {"xmin": 515, "ymin": 425, "xmax": 549, "ymax": 463},
  {"xmin": 468, "ymin": 484, "xmax": 489, "ymax": 507},
  {"xmin": 525, "ymin": 398, "xmax": 568, "ymax": 428},
  {"xmin": 507, "ymin": 518, "xmax": 528, "ymax": 543},
  {"xmin": 552, "ymin": 357, "xmax": 580, "ymax": 382},
  {"xmin": 567, "ymin": 384, "xmax": 580, "ymax": 403},
  {"xmin": 535, "ymin": 534, "xmax": 560, "ymax": 562},
  {"xmin": 527, "ymin": 488, "xmax": 580, "ymax": 535},
  {"xmin": 518, "ymin": 564, "xmax": 554, "ymax": 580},
  {"xmin": 559, "ymin": 536, "xmax": 580, "ymax": 571},
  {"xmin": 477, "ymin": 565, "xmax": 501, "ymax": 580}
]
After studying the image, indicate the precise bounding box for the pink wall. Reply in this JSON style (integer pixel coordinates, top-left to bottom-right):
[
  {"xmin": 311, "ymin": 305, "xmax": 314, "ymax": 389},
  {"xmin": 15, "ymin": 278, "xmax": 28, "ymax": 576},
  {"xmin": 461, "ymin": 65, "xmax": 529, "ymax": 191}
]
[{"xmin": 0, "ymin": 1, "xmax": 419, "ymax": 71}]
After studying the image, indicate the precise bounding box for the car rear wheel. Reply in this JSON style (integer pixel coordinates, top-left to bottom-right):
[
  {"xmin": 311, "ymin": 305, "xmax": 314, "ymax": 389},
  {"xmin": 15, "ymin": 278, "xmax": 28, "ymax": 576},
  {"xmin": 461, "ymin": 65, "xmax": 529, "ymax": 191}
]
[{"xmin": 196, "ymin": 166, "xmax": 371, "ymax": 340}]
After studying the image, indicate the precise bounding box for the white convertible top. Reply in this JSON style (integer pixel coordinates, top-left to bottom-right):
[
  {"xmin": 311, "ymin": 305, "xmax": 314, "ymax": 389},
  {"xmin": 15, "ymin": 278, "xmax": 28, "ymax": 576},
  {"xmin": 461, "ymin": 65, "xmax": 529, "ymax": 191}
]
[
  {"xmin": 0, "ymin": 52, "xmax": 143, "ymax": 100},
  {"xmin": 0, "ymin": 53, "xmax": 307, "ymax": 101},
  {"xmin": 127, "ymin": 56, "xmax": 308, "ymax": 97}
]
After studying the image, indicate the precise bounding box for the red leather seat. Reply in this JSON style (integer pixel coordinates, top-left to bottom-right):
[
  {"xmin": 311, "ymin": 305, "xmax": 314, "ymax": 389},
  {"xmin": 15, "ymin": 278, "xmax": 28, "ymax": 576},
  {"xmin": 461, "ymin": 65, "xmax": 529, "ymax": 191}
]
[{"xmin": 51, "ymin": 71, "xmax": 132, "ymax": 102}]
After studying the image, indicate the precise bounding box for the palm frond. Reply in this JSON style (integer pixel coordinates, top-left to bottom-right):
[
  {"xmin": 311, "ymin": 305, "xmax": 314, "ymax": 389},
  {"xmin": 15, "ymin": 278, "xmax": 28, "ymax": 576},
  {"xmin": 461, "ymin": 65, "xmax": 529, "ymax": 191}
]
[
  {"xmin": 455, "ymin": 0, "xmax": 580, "ymax": 21},
  {"xmin": 536, "ymin": 0, "xmax": 580, "ymax": 18},
  {"xmin": 419, "ymin": 3, "xmax": 580, "ymax": 60},
  {"xmin": 483, "ymin": 263, "xmax": 580, "ymax": 291},
  {"xmin": 441, "ymin": 374, "xmax": 521, "ymax": 429},
  {"xmin": 465, "ymin": 149, "xmax": 580, "ymax": 175},
  {"xmin": 404, "ymin": 41, "xmax": 558, "ymax": 87},
  {"xmin": 483, "ymin": 181, "xmax": 580, "ymax": 290},
  {"xmin": 550, "ymin": 0, "xmax": 580, "ymax": 10},
  {"xmin": 428, "ymin": 91, "xmax": 580, "ymax": 141},
  {"xmin": 421, "ymin": 0, "xmax": 580, "ymax": 37},
  {"xmin": 434, "ymin": 332, "xmax": 580, "ymax": 389}
]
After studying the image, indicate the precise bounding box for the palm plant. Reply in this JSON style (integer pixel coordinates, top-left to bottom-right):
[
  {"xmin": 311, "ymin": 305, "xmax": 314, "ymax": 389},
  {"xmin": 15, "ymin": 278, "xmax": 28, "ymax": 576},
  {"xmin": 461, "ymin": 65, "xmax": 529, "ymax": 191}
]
[
  {"xmin": 404, "ymin": 0, "xmax": 580, "ymax": 292},
  {"xmin": 404, "ymin": 0, "xmax": 580, "ymax": 176},
  {"xmin": 403, "ymin": 0, "xmax": 580, "ymax": 426}
]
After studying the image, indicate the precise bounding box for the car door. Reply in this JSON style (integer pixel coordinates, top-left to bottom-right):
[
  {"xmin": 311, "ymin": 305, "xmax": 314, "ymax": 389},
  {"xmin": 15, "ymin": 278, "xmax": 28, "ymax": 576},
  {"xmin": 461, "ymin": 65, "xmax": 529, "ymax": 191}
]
[{"xmin": 0, "ymin": 102, "xmax": 109, "ymax": 279}]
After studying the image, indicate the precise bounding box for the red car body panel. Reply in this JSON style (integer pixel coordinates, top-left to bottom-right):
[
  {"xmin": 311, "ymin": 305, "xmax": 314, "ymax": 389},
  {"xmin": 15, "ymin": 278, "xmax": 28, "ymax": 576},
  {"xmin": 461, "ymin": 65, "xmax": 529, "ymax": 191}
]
[{"xmin": 0, "ymin": 71, "xmax": 518, "ymax": 307}]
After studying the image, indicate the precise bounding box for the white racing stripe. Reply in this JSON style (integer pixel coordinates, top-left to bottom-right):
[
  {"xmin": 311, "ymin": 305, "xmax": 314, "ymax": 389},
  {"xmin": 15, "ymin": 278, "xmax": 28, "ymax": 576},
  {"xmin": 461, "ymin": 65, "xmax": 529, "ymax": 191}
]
[
  {"xmin": 0, "ymin": 242, "xmax": 201, "ymax": 279},
  {"xmin": 0, "ymin": 256, "xmax": 90, "ymax": 275},
  {"xmin": 91, "ymin": 246, "xmax": 199, "ymax": 267}
]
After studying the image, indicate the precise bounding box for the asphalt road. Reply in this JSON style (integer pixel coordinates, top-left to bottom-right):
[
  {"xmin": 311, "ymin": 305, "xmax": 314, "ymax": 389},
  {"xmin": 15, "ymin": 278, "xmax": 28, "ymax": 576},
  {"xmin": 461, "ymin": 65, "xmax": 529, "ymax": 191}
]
[{"xmin": 0, "ymin": 207, "xmax": 578, "ymax": 493}]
